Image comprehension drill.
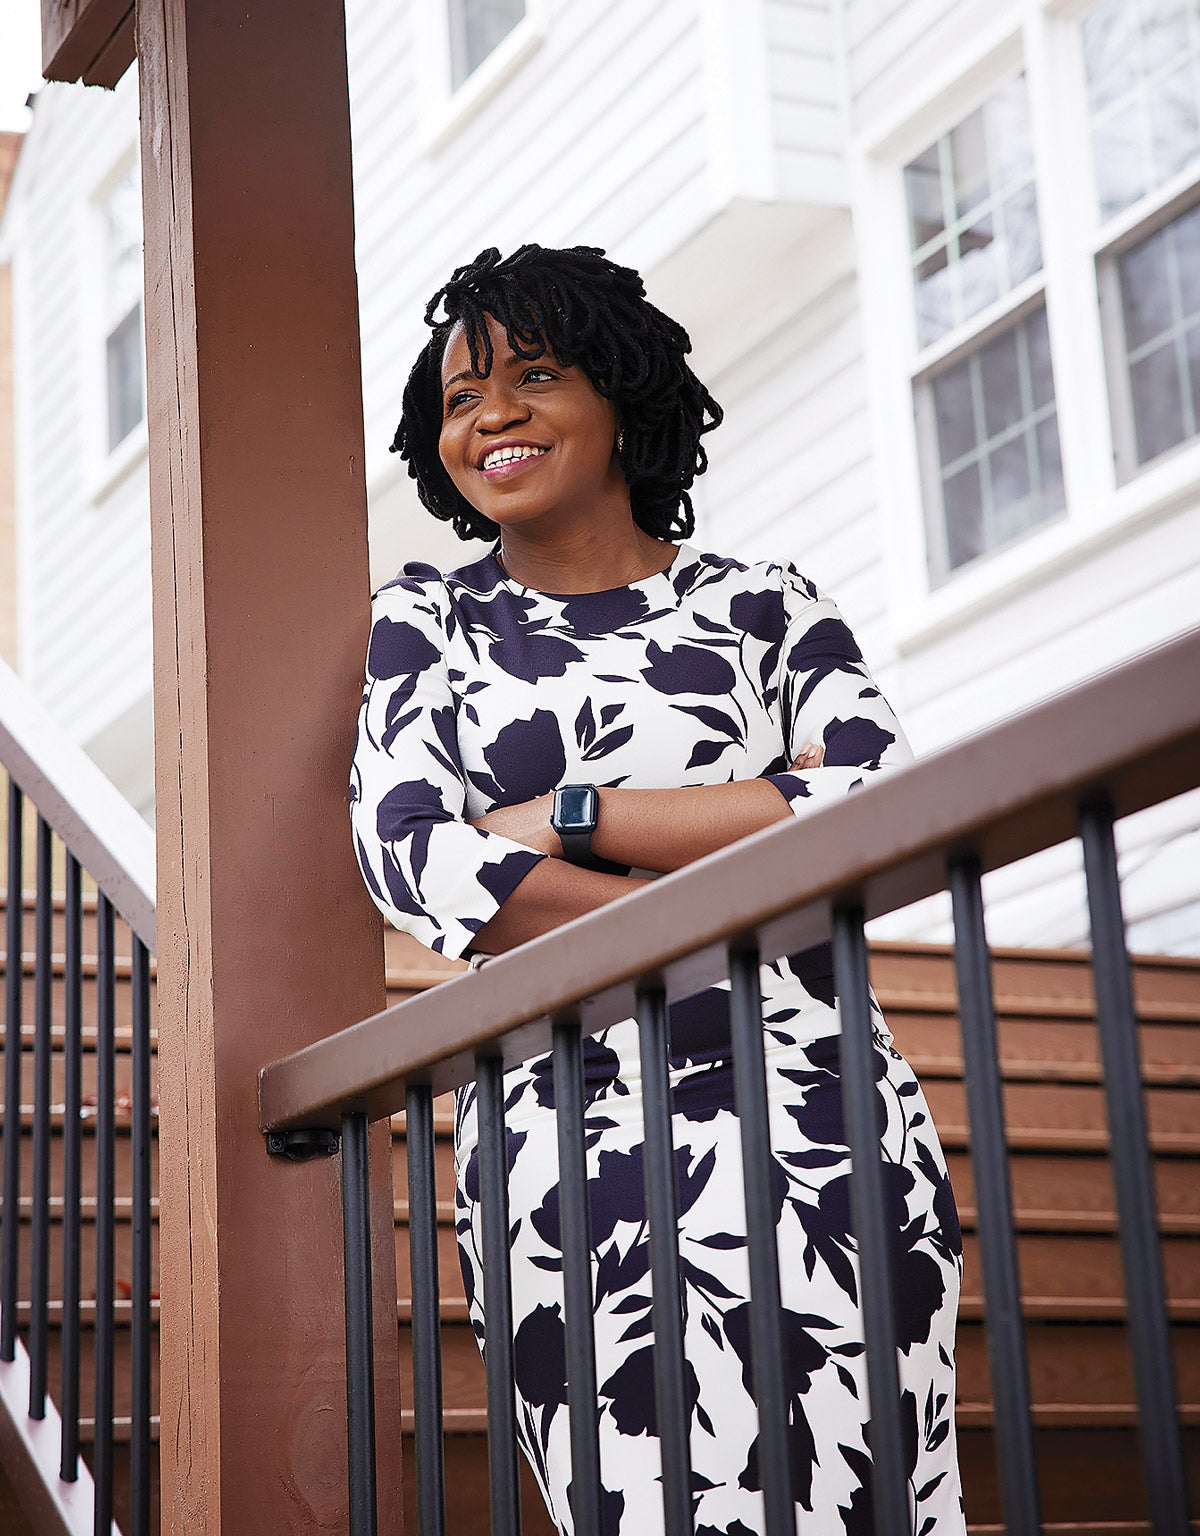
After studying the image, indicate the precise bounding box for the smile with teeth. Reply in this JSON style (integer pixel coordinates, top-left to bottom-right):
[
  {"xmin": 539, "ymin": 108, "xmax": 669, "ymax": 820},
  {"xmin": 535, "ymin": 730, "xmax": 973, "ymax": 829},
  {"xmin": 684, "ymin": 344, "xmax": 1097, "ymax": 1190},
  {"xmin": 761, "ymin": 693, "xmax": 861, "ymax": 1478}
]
[{"xmin": 481, "ymin": 445, "xmax": 549, "ymax": 474}]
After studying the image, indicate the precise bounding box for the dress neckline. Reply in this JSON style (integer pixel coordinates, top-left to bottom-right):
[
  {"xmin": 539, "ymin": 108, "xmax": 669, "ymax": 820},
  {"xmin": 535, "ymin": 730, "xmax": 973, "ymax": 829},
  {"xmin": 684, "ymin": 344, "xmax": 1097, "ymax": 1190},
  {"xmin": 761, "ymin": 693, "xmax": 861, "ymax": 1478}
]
[{"xmin": 486, "ymin": 540, "xmax": 691, "ymax": 603}]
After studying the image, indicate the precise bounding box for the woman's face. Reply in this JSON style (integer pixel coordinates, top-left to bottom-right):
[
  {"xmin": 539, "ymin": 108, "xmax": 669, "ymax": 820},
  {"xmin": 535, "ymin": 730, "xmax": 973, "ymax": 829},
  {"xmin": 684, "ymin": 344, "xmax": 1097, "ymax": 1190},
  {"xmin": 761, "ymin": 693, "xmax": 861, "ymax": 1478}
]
[{"xmin": 437, "ymin": 310, "xmax": 625, "ymax": 532}]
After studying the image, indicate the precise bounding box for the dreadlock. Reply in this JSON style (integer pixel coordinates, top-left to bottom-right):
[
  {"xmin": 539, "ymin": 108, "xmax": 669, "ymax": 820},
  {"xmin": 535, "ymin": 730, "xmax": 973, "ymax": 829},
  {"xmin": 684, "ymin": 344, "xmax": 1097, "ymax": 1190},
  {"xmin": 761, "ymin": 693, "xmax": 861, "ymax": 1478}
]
[{"xmin": 389, "ymin": 243, "xmax": 723, "ymax": 542}]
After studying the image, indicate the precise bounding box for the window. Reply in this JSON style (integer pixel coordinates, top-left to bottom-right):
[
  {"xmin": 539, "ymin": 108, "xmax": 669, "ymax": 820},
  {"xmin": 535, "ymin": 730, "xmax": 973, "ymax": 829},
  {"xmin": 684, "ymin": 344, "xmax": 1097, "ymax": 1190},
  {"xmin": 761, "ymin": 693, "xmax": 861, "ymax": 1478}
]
[
  {"xmin": 448, "ymin": 0, "xmax": 526, "ymax": 90},
  {"xmin": 905, "ymin": 75, "xmax": 1066, "ymax": 586},
  {"xmin": 1085, "ymin": 0, "xmax": 1200, "ymax": 478},
  {"xmin": 101, "ymin": 158, "xmax": 145, "ymax": 453}
]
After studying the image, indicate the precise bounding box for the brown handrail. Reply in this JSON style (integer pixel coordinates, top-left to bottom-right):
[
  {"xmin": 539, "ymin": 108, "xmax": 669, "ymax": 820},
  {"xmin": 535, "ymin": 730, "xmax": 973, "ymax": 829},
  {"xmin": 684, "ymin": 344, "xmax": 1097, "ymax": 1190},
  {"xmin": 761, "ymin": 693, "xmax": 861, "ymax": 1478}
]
[{"xmin": 258, "ymin": 622, "xmax": 1200, "ymax": 1128}]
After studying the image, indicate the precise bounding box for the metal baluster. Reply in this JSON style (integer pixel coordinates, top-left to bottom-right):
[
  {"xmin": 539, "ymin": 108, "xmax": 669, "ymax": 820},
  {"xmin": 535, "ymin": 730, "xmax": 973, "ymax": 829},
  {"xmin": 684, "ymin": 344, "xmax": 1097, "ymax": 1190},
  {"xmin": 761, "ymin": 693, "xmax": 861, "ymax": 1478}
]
[
  {"xmin": 405, "ymin": 1082, "xmax": 446, "ymax": 1536},
  {"xmin": 93, "ymin": 891, "xmax": 115, "ymax": 1536},
  {"xmin": 29, "ymin": 814, "xmax": 53, "ymax": 1416},
  {"xmin": 1079, "ymin": 793, "xmax": 1189, "ymax": 1532},
  {"xmin": 341, "ymin": 1107, "xmax": 378, "ymax": 1536},
  {"xmin": 832, "ymin": 904, "xmax": 907, "ymax": 1536},
  {"xmin": 60, "ymin": 849, "xmax": 82, "ymax": 1480},
  {"xmin": 948, "ymin": 854, "xmax": 1040, "ymax": 1534},
  {"xmin": 552, "ymin": 1021, "xmax": 602, "ymax": 1536},
  {"xmin": 1, "ymin": 777, "xmax": 23, "ymax": 1362},
  {"xmin": 636, "ymin": 983, "xmax": 694, "ymax": 1536},
  {"xmin": 476, "ymin": 1053, "xmax": 521, "ymax": 1536},
  {"xmin": 130, "ymin": 933, "xmax": 152, "ymax": 1535},
  {"xmin": 727, "ymin": 942, "xmax": 792, "ymax": 1536}
]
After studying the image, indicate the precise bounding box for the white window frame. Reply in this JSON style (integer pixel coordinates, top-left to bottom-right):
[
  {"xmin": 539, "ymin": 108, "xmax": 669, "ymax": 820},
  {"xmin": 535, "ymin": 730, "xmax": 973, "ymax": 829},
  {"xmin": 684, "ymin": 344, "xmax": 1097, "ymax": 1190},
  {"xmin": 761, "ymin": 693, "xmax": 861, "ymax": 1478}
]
[
  {"xmin": 413, "ymin": 0, "xmax": 550, "ymax": 158},
  {"xmin": 849, "ymin": 0, "xmax": 1200, "ymax": 654},
  {"xmin": 81, "ymin": 145, "xmax": 148, "ymax": 507}
]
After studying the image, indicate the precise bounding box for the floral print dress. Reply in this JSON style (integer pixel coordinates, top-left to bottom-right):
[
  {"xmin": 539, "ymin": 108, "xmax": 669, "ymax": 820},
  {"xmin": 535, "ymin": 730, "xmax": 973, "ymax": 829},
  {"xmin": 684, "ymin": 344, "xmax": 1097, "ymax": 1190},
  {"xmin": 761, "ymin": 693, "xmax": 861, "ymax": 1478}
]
[{"xmin": 349, "ymin": 538, "xmax": 967, "ymax": 1536}]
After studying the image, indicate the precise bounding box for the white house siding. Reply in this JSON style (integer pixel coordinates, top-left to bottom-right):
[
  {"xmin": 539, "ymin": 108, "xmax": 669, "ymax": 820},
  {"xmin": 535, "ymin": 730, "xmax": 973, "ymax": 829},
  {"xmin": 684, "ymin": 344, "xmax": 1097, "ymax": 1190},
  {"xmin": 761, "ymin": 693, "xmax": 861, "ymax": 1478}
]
[
  {"xmin": 840, "ymin": 0, "xmax": 989, "ymax": 132},
  {"xmin": 764, "ymin": 0, "xmax": 846, "ymax": 203},
  {"xmin": 4, "ymin": 68, "xmax": 150, "ymax": 774}
]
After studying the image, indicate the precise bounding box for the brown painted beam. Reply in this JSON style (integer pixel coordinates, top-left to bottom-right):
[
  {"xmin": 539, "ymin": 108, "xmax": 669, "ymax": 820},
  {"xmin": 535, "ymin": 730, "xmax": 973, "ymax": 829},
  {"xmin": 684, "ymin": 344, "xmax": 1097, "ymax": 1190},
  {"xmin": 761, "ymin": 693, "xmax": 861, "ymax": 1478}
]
[
  {"xmin": 40, "ymin": 0, "xmax": 134, "ymax": 86},
  {"xmin": 135, "ymin": 0, "xmax": 403, "ymax": 1530}
]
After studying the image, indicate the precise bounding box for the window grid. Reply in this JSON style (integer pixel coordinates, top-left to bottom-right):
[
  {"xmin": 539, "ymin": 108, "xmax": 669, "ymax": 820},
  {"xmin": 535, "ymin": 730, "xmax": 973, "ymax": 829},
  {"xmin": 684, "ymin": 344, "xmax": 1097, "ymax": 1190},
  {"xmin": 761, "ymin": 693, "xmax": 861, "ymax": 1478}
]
[
  {"xmin": 921, "ymin": 309, "xmax": 1064, "ymax": 580},
  {"xmin": 1083, "ymin": 0, "xmax": 1200, "ymax": 220},
  {"xmin": 906, "ymin": 76, "xmax": 1040, "ymax": 351},
  {"xmin": 1119, "ymin": 209, "xmax": 1200, "ymax": 459}
]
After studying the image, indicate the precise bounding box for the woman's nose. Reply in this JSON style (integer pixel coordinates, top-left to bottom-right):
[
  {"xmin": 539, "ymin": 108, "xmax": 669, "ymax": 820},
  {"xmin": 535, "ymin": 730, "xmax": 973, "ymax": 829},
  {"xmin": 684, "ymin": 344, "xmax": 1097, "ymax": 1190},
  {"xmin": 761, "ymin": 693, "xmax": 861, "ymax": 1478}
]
[{"xmin": 475, "ymin": 382, "xmax": 530, "ymax": 431}]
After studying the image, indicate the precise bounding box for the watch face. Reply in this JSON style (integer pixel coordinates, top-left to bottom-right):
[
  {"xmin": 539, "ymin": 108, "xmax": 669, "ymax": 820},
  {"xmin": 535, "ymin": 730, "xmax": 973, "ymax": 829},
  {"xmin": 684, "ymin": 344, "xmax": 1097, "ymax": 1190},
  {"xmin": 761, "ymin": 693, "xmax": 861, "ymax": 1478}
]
[{"xmin": 556, "ymin": 785, "xmax": 597, "ymax": 830}]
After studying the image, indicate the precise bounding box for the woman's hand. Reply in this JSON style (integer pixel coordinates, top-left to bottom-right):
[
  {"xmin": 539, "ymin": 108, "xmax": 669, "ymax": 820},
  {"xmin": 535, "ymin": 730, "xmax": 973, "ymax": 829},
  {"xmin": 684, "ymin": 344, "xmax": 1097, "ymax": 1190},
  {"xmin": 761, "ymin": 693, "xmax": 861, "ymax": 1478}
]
[
  {"xmin": 468, "ymin": 792, "xmax": 560, "ymax": 856},
  {"xmin": 790, "ymin": 740, "xmax": 825, "ymax": 770}
]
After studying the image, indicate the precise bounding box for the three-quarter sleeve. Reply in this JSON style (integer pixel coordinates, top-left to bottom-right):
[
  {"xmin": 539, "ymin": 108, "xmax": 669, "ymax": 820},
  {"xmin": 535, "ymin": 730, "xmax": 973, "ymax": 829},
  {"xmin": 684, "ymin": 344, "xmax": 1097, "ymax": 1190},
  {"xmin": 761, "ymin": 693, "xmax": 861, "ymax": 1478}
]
[
  {"xmin": 348, "ymin": 568, "xmax": 548, "ymax": 960},
  {"xmin": 759, "ymin": 561, "xmax": 915, "ymax": 815}
]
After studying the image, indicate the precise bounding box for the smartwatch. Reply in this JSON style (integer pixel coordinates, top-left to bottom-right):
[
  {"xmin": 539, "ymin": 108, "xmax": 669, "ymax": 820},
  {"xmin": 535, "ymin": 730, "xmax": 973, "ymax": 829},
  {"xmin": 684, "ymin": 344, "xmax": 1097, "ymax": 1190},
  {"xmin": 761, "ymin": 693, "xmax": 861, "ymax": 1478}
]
[{"xmin": 551, "ymin": 784, "xmax": 600, "ymax": 866}]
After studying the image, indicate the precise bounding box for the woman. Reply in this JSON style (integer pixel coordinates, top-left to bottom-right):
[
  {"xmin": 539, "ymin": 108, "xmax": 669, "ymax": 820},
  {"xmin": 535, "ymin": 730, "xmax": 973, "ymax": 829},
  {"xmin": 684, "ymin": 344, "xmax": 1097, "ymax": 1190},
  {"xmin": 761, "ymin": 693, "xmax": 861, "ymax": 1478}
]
[{"xmin": 349, "ymin": 243, "xmax": 966, "ymax": 1534}]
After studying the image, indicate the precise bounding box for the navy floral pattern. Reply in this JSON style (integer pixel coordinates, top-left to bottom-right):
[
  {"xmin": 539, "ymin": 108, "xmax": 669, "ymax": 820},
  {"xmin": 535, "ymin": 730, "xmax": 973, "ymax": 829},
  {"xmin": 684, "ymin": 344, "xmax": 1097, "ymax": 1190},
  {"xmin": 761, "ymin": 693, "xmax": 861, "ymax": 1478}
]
[{"xmin": 349, "ymin": 540, "xmax": 966, "ymax": 1534}]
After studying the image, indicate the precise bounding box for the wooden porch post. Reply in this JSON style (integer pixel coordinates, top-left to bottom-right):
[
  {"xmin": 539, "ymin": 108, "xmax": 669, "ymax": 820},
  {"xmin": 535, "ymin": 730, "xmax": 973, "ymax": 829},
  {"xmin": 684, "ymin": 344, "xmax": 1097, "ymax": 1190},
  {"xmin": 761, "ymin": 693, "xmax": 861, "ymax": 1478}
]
[{"xmin": 134, "ymin": 1, "xmax": 404, "ymax": 1529}]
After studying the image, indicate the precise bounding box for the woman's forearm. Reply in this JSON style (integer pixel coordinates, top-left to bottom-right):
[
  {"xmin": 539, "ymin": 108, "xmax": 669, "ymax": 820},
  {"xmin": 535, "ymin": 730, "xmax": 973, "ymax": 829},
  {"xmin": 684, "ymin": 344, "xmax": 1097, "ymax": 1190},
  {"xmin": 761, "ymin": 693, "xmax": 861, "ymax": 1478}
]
[
  {"xmin": 591, "ymin": 779, "xmax": 793, "ymax": 873},
  {"xmin": 471, "ymin": 856, "xmax": 654, "ymax": 956}
]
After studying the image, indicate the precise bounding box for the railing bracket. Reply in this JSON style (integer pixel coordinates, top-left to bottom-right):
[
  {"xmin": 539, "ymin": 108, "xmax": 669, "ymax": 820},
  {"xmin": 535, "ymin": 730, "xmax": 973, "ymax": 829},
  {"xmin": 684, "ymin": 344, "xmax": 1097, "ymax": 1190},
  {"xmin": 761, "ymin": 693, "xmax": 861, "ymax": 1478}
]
[{"xmin": 266, "ymin": 1128, "xmax": 340, "ymax": 1161}]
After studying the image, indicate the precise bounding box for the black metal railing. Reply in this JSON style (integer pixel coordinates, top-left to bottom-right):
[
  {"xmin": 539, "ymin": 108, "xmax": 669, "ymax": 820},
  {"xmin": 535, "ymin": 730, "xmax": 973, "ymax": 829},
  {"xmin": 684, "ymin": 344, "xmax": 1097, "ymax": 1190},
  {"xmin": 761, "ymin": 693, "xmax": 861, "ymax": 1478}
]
[
  {"xmin": 260, "ymin": 624, "xmax": 1200, "ymax": 1536},
  {"xmin": 0, "ymin": 663, "xmax": 157, "ymax": 1536}
]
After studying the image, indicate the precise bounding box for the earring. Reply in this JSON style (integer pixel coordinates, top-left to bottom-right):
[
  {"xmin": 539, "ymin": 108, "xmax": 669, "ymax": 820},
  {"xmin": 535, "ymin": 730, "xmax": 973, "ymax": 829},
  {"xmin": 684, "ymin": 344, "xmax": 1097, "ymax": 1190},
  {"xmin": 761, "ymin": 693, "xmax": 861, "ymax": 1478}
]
[{"xmin": 616, "ymin": 429, "xmax": 625, "ymax": 454}]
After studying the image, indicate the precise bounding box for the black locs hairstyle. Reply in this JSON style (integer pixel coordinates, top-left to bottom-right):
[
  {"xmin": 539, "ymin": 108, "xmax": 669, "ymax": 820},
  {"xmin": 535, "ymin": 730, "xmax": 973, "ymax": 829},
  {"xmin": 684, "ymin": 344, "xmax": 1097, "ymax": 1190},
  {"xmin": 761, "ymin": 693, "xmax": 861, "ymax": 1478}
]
[{"xmin": 389, "ymin": 243, "xmax": 724, "ymax": 542}]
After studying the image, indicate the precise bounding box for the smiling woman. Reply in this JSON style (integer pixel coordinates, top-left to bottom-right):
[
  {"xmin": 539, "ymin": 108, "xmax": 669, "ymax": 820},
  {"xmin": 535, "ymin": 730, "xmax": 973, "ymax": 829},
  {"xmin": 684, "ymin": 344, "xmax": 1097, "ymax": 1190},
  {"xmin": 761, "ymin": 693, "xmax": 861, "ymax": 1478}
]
[{"xmin": 350, "ymin": 244, "xmax": 967, "ymax": 1535}]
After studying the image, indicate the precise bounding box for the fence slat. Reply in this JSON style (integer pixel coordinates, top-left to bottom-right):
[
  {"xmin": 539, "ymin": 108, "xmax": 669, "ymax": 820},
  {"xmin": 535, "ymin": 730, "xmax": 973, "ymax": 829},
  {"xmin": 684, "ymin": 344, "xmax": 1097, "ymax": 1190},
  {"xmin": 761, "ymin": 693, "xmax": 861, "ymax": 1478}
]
[
  {"xmin": 130, "ymin": 933, "xmax": 153, "ymax": 1536},
  {"xmin": 476, "ymin": 1054, "xmax": 521, "ymax": 1536},
  {"xmin": 636, "ymin": 983, "xmax": 695, "ymax": 1536},
  {"xmin": 948, "ymin": 853, "xmax": 1040, "ymax": 1534},
  {"xmin": 1079, "ymin": 792, "xmax": 1189, "ymax": 1533},
  {"xmin": 28, "ymin": 814, "xmax": 52, "ymax": 1418},
  {"xmin": 60, "ymin": 849, "xmax": 82, "ymax": 1480},
  {"xmin": 94, "ymin": 891, "xmax": 116, "ymax": 1534},
  {"xmin": 406, "ymin": 1081, "xmax": 446, "ymax": 1536},
  {"xmin": 727, "ymin": 943, "xmax": 793, "ymax": 1536},
  {"xmin": 832, "ymin": 904, "xmax": 907, "ymax": 1536},
  {"xmin": 553, "ymin": 1021, "xmax": 603, "ymax": 1536},
  {"xmin": 341, "ymin": 1108, "xmax": 379, "ymax": 1536},
  {"xmin": 1, "ymin": 779, "xmax": 23, "ymax": 1363}
]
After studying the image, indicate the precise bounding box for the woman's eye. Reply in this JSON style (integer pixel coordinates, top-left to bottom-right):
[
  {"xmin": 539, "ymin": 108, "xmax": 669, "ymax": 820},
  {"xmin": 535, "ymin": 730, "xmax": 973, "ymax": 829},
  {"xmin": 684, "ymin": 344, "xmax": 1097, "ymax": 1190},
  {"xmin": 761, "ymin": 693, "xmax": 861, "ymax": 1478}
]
[
  {"xmin": 523, "ymin": 368, "xmax": 555, "ymax": 383},
  {"xmin": 445, "ymin": 391, "xmax": 472, "ymax": 412}
]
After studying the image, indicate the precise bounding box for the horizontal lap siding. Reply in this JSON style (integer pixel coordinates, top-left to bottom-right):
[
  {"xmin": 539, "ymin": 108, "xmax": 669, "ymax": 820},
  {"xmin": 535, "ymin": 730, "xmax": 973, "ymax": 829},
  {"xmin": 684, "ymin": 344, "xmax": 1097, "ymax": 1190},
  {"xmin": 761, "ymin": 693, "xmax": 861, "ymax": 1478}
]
[
  {"xmin": 348, "ymin": 0, "xmax": 712, "ymax": 509},
  {"xmin": 14, "ymin": 71, "xmax": 151, "ymax": 751},
  {"xmin": 842, "ymin": 0, "xmax": 996, "ymax": 132},
  {"xmin": 698, "ymin": 263, "xmax": 888, "ymax": 631},
  {"xmin": 871, "ymin": 505, "xmax": 1200, "ymax": 952},
  {"xmin": 764, "ymin": 0, "xmax": 844, "ymax": 201}
]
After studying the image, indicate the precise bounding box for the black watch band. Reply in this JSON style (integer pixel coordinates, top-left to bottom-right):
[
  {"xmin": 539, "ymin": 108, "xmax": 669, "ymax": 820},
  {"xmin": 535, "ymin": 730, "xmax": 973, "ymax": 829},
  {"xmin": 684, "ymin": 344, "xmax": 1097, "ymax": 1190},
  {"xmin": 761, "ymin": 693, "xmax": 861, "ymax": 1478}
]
[{"xmin": 551, "ymin": 784, "xmax": 600, "ymax": 865}]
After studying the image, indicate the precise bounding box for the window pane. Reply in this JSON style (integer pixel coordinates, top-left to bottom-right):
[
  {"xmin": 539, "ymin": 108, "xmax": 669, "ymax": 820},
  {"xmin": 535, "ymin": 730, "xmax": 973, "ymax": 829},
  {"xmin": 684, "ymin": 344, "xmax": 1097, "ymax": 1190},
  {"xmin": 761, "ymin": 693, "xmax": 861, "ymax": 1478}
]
[
  {"xmin": 107, "ymin": 301, "xmax": 144, "ymax": 451},
  {"xmin": 933, "ymin": 370, "xmax": 975, "ymax": 464},
  {"xmin": 1036, "ymin": 413, "xmax": 1066, "ymax": 509},
  {"xmin": 1000, "ymin": 183, "xmax": 1042, "ymax": 289},
  {"xmin": 980, "ymin": 326, "xmax": 1023, "ymax": 438},
  {"xmin": 448, "ymin": 0, "xmax": 526, "ymax": 90},
  {"xmin": 1131, "ymin": 341, "xmax": 1187, "ymax": 459},
  {"xmin": 951, "ymin": 106, "xmax": 990, "ymax": 218},
  {"xmin": 906, "ymin": 73, "xmax": 1040, "ymax": 348},
  {"xmin": 1027, "ymin": 305, "xmax": 1055, "ymax": 411},
  {"xmin": 920, "ymin": 305, "xmax": 1064, "ymax": 576},
  {"xmin": 905, "ymin": 142, "xmax": 944, "ymax": 248},
  {"xmin": 105, "ymin": 161, "xmax": 142, "ymax": 328},
  {"xmin": 988, "ymin": 436, "xmax": 1034, "ymax": 544},
  {"xmin": 1115, "ymin": 201, "xmax": 1200, "ymax": 465},
  {"xmin": 1083, "ymin": 0, "xmax": 1200, "ymax": 220},
  {"xmin": 944, "ymin": 462, "xmax": 984, "ymax": 569}
]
